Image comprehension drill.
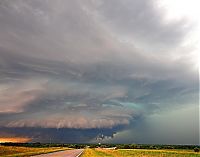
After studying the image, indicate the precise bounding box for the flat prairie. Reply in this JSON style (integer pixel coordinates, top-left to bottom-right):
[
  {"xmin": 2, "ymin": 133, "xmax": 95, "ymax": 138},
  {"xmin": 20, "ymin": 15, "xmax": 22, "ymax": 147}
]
[
  {"xmin": 82, "ymin": 148, "xmax": 200, "ymax": 157},
  {"xmin": 0, "ymin": 146, "xmax": 68, "ymax": 157}
]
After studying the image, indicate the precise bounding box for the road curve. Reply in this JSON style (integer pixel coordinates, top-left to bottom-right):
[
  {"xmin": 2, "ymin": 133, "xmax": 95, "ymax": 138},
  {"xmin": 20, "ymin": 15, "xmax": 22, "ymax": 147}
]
[{"xmin": 32, "ymin": 149, "xmax": 84, "ymax": 157}]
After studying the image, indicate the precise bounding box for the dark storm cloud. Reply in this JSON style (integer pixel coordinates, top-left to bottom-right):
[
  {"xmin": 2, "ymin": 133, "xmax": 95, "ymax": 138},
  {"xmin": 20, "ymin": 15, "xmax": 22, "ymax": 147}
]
[
  {"xmin": 0, "ymin": 0, "xmax": 198, "ymax": 144},
  {"xmin": 0, "ymin": 126, "xmax": 125, "ymax": 143}
]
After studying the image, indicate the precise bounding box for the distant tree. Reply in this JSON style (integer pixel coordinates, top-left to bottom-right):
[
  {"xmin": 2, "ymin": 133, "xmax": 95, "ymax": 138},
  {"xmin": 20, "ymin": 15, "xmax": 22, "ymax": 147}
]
[
  {"xmin": 130, "ymin": 144, "xmax": 137, "ymax": 149},
  {"xmin": 124, "ymin": 144, "xmax": 130, "ymax": 149},
  {"xmin": 194, "ymin": 147, "xmax": 199, "ymax": 152},
  {"xmin": 149, "ymin": 145, "xmax": 155, "ymax": 149}
]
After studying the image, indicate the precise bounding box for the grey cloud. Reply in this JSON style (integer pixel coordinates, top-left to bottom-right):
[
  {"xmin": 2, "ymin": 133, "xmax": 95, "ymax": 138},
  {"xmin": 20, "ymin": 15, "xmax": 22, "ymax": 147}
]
[
  {"xmin": 0, "ymin": 0, "xmax": 198, "ymax": 143},
  {"xmin": 96, "ymin": 0, "xmax": 192, "ymax": 50},
  {"xmin": 0, "ymin": 0, "xmax": 116, "ymax": 63}
]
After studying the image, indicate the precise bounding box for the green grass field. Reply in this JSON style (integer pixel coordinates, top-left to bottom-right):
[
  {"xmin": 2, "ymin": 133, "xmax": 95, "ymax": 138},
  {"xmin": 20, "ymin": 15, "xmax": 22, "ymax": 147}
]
[
  {"xmin": 82, "ymin": 148, "xmax": 200, "ymax": 157},
  {"xmin": 0, "ymin": 146, "xmax": 69, "ymax": 157}
]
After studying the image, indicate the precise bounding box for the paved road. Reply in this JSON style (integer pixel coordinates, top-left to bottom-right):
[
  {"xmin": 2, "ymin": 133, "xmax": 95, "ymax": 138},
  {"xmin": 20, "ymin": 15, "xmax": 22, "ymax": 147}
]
[{"xmin": 32, "ymin": 149, "xmax": 84, "ymax": 157}]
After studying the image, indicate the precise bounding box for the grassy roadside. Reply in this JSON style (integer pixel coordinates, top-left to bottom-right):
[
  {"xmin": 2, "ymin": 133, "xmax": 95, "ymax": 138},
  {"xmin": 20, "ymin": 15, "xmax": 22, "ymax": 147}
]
[
  {"xmin": 82, "ymin": 148, "xmax": 200, "ymax": 157},
  {"xmin": 0, "ymin": 146, "xmax": 70, "ymax": 157},
  {"xmin": 81, "ymin": 148, "xmax": 113, "ymax": 157}
]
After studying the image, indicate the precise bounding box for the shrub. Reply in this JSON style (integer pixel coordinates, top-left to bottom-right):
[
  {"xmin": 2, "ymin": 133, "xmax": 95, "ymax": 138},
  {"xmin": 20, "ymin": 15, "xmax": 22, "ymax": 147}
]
[{"xmin": 194, "ymin": 147, "xmax": 199, "ymax": 152}]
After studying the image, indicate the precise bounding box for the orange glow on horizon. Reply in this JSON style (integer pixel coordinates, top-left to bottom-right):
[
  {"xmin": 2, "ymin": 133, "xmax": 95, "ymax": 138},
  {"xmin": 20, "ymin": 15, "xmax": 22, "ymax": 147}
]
[{"xmin": 0, "ymin": 137, "xmax": 31, "ymax": 143}]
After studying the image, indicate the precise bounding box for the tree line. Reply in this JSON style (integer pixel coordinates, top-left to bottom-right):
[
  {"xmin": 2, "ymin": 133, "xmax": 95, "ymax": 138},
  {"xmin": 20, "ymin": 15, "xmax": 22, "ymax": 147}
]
[{"xmin": 0, "ymin": 142, "xmax": 199, "ymax": 151}]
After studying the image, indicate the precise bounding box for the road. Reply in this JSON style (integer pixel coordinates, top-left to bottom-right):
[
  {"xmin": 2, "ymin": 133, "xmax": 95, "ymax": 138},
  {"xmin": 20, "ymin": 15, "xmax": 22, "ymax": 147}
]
[{"xmin": 32, "ymin": 149, "xmax": 84, "ymax": 157}]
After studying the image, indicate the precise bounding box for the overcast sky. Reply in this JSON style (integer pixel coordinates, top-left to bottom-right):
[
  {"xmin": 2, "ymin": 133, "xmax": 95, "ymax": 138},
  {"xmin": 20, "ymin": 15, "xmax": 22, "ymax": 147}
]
[{"xmin": 0, "ymin": 0, "xmax": 199, "ymax": 144}]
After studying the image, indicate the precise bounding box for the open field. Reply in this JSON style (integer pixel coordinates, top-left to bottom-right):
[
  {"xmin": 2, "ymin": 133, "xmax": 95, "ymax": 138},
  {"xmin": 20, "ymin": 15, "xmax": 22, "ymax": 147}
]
[
  {"xmin": 0, "ymin": 146, "xmax": 69, "ymax": 157},
  {"xmin": 82, "ymin": 148, "xmax": 200, "ymax": 157}
]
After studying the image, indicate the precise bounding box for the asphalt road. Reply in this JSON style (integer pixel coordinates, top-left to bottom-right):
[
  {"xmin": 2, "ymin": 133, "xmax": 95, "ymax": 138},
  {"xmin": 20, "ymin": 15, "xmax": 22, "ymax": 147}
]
[{"xmin": 32, "ymin": 149, "xmax": 84, "ymax": 157}]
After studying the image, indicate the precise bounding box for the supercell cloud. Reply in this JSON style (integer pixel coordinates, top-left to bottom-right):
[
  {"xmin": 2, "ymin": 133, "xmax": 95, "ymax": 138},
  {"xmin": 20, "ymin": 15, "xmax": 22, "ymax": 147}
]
[{"xmin": 0, "ymin": 0, "xmax": 199, "ymax": 144}]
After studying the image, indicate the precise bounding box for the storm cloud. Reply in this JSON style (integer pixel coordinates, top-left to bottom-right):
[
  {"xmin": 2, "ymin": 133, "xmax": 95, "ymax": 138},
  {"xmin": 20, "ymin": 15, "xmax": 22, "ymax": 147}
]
[{"xmin": 0, "ymin": 0, "xmax": 198, "ymax": 144}]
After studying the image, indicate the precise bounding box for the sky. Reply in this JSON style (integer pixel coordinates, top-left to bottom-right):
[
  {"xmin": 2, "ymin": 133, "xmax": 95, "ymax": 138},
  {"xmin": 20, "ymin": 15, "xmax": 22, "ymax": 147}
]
[{"xmin": 0, "ymin": 0, "xmax": 199, "ymax": 144}]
